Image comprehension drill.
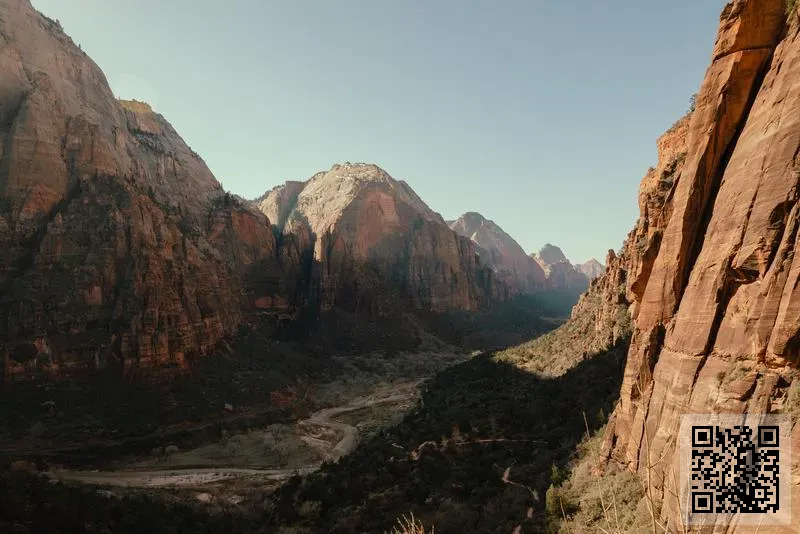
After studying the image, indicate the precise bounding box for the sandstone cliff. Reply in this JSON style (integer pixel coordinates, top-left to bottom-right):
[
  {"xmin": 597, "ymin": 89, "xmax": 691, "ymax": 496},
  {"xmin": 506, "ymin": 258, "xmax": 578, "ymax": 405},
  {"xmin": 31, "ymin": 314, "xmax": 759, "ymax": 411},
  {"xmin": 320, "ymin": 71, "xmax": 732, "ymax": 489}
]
[
  {"xmin": 598, "ymin": 1, "xmax": 800, "ymax": 531},
  {"xmin": 0, "ymin": 0, "xmax": 283, "ymax": 382},
  {"xmin": 532, "ymin": 243, "xmax": 591, "ymax": 293},
  {"xmin": 257, "ymin": 164, "xmax": 502, "ymax": 315},
  {"xmin": 447, "ymin": 211, "xmax": 547, "ymax": 294}
]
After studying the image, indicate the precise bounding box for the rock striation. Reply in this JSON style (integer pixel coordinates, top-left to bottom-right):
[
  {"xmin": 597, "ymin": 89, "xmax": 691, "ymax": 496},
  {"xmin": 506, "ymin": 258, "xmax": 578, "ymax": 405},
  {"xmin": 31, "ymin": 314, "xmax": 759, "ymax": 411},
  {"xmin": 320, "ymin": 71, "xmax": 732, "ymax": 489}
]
[
  {"xmin": 257, "ymin": 164, "xmax": 502, "ymax": 314},
  {"xmin": 447, "ymin": 211, "xmax": 547, "ymax": 294},
  {"xmin": 593, "ymin": 1, "xmax": 800, "ymax": 531}
]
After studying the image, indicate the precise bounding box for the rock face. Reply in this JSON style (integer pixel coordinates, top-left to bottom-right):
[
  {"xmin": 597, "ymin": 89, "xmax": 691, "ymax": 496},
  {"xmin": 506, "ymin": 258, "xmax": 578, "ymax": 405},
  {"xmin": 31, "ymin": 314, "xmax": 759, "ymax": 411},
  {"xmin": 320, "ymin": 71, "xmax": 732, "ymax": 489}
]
[
  {"xmin": 0, "ymin": 0, "xmax": 282, "ymax": 382},
  {"xmin": 532, "ymin": 244, "xmax": 590, "ymax": 292},
  {"xmin": 576, "ymin": 258, "xmax": 605, "ymax": 280},
  {"xmin": 447, "ymin": 211, "xmax": 546, "ymax": 294},
  {"xmin": 0, "ymin": 0, "xmax": 512, "ymax": 385},
  {"xmin": 599, "ymin": 2, "xmax": 800, "ymax": 531},
  {"xmin": 258, "ymin": 164, "xmax": 502, "ymax": 314}
]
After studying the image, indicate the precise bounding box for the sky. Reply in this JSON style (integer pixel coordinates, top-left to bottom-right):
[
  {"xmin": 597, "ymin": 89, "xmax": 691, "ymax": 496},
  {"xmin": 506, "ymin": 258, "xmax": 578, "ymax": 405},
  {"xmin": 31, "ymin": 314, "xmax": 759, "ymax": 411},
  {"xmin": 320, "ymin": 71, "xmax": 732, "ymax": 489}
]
[{"xmin": 32, "ymin": 0, "xmax": 726, "ymax": 264}]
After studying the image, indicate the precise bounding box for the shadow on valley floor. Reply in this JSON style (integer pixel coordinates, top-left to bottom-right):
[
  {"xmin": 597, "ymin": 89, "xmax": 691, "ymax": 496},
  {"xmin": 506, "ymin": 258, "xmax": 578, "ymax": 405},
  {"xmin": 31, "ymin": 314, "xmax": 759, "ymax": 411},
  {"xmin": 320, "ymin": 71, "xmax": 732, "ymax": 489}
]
[
  {"xmin": 0, "ymin": 336, "xmax": 629, "ymax": 534},
  {"xmin": 267, "ymin": 336, "xmax": 630, "ymax": 534},
  {"xmin": 0, "ymin": 291, "xmax": 569, "ymax": 466}
]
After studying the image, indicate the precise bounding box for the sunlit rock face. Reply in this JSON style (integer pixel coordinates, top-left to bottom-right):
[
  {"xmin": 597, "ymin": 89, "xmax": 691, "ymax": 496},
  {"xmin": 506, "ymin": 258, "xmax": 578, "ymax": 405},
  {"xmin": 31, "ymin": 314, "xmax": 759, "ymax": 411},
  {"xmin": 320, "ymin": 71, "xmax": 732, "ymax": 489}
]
[
  {"xmin": 258, "ymin": 164, "xmax": 504, "ymax": 315},
  {"xmin": 598, "ymin": 1, "xmax": 800, "ymax": 531}
]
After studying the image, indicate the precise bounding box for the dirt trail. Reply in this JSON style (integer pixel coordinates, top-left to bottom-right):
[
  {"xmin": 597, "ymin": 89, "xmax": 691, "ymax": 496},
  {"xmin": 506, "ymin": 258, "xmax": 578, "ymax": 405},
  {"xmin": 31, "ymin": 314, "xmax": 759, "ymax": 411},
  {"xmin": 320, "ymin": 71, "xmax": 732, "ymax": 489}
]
[{"xmin": 54, "ymin": 379, "xmax": 423, "ymax": 489}]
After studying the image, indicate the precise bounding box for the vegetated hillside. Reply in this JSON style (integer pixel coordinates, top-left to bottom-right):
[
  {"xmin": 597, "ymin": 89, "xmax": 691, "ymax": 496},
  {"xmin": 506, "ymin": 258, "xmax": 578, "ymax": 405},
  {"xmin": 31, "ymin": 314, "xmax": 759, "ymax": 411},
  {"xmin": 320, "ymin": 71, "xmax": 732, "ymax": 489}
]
[
  {"xmin": 267, "ymin": 342, "xmax": 628, "ymax": 534},
  {"xmin": 496, "ymin": 249, "xmax": 630, "ymax": 377},
  {"xmin": 266, "ymin": 252, "xmax": 633, "ymax": 533},
  {"xmin": 0, "ymin": 258, "xmax": 631, "ymax": 534}
]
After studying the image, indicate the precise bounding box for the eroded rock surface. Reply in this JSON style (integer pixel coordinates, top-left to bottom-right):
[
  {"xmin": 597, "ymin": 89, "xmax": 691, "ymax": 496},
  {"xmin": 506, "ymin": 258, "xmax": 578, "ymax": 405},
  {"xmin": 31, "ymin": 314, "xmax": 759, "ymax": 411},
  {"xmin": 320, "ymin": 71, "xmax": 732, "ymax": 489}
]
[{"xmin": 599, "ymin": 2, "xmax": 800, "ymax": 531}]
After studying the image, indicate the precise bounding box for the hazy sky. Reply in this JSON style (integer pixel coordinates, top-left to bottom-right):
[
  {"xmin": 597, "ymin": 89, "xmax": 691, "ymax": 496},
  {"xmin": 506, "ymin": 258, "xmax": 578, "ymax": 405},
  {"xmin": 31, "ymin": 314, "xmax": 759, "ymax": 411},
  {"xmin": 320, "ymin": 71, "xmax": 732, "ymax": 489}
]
[{"xmin": 32, "ymin": 0, "xmax": 725, "ymax": 264}]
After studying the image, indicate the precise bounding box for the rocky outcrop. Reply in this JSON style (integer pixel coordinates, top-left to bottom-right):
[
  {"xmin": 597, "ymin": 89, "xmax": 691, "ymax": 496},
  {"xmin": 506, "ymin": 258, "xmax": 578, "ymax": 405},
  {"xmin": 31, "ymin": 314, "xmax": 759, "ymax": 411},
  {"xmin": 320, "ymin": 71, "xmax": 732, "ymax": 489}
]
[
  {"xmin": 532, "ymin": 244, "xmax": 590, "ymax": 292},
  {"xmin": 600, "ymin": 1, "xmax": 800, "ymax": 531},
  {"xmin": 257, "ymin": 164, "xmax": 502, "ymax": 314},
  {"xmin": 0, "ymin": 0, "xmax": 283, "ymax": 382},
  {"xmin": 570, "ymin": 249, "xmax": 630, "ymax": 351},
  {"xmin": 576, "ymin": 258, "xmax": 605, "ymax": 280},
  {"xmin": 448, "ymin": 211, "xmax": 546, "ymax": 294}
]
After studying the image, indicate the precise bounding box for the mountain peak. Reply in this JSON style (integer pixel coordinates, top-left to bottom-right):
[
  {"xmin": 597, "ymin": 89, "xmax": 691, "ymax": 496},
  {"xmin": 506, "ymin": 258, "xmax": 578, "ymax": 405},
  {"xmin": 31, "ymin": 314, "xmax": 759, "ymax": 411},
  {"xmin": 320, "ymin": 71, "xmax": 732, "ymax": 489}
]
[
  {"xmin": 576, "ymin": 258, "xmax": 605, "ymax": 279},
  {"xmin": 449, "ymin": 211, "xmax": 546, "ymax": 293},
  {"xmin": 535, "ymin": 243, "xmax": 568, "ymax": 265},
  {"xmin": 258, "ymin": 164, "xmax": 444, "ymax": 235}
]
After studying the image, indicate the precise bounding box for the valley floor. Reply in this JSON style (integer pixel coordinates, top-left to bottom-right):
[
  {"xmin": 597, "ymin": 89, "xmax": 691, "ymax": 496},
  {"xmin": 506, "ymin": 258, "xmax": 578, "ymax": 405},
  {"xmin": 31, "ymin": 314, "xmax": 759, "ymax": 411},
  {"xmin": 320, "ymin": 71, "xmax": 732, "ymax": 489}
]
[{"xmin": 49, "ymin": 378, "xmax": 425, "ymax": 503}]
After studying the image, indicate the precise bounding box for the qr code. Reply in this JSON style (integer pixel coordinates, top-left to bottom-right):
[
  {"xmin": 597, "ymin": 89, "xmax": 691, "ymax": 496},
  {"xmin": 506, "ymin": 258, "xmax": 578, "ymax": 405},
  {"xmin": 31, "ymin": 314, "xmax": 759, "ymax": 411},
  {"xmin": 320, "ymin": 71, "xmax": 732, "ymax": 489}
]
[
  {"xmin": 690, "ymin": 425, "xmax": 779, "ymax": 513},
  {"xmin": 680, "ymin": 414, "xmax": 791, "ymax": 526}
]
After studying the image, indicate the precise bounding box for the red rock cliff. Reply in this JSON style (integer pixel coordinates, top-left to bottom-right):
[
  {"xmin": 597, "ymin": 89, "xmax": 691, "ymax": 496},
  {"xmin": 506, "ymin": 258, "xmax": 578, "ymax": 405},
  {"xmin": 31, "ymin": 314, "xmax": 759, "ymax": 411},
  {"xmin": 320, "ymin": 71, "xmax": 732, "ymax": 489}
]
[
  {"xmin": 0, "ymin": 0, "xmax": 281, "ymax": 381},
  {"xmin": 258, "ymin": 164, "xmax": 503, "ymax": 314},
  {"xmin": 601, "ymin": 1, "xmax": 800, "ymax": 531}
]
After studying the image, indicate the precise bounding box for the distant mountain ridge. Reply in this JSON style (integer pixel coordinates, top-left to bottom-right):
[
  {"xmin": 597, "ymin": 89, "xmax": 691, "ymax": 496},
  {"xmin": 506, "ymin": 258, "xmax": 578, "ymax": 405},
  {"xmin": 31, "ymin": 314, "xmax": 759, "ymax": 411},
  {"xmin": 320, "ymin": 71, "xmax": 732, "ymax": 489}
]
[
  {"xmin": 577, "ymin": 258, "xmax": 605, "ymax": 280},
  {"xmin": 448, "ymin": 212, "xmax": 602, "ymax": 296},
  {"xmin": 447, "ymin": 212, "xmax": 546, "ymax": 294},
  {"xmin": 531, "ymin": 243, "xmax": 594, "ymax": 293}
]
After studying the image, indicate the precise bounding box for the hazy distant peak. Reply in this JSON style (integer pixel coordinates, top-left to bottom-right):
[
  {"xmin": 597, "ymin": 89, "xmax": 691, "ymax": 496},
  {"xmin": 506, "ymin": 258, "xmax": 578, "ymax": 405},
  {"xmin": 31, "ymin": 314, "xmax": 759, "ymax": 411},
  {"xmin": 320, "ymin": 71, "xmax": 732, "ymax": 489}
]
[
  {"xmin": 576, "ymin": 258, "xmax": 605, "ymax": 279},
  {"xmin": 535, "ymin": 243, "xmax": 568, "ymax": 265}
]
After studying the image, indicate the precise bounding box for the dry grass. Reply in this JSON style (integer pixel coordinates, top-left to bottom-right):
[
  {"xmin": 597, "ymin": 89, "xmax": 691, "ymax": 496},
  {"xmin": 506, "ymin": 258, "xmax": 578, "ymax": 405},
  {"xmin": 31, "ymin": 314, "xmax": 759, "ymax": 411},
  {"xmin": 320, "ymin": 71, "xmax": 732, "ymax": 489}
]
[
  {"xmin": 387, "ymin": 513, "xmax": 434, "ymax": 534},
  {"xmin": 550, "ymin": 425, "xmax": 653, "ymax": 533}
]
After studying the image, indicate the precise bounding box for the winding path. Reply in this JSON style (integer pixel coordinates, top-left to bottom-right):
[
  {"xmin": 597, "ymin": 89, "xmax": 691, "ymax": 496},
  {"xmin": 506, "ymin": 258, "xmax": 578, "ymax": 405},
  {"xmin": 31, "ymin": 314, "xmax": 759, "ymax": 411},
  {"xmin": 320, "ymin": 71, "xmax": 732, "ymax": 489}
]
[{"xmin": 53, "ymin": 380, "xmax": 422, "ymax": 488}]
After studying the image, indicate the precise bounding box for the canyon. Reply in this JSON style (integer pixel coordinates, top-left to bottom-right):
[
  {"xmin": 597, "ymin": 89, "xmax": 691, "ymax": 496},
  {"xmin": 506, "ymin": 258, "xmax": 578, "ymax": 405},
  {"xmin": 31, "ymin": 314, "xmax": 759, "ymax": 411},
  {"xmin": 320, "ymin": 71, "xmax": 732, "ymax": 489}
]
[
  {"xmin": 2, "ymin": 0, "xmax": 800, "ymax": 533},
  {"xmin": 0, "ymin": 0, "xmax": 570, "ymax": 387}
]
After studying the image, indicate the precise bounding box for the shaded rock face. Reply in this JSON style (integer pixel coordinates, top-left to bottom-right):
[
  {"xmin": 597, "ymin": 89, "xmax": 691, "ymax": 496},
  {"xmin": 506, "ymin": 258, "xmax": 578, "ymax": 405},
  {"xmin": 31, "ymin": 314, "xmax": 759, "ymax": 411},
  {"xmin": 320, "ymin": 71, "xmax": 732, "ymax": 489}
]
[
  {"xmin": 0, "ymin": 0, "xmax": 282, "ymax": 382},
  {"xmin": 448, "ymin": 211, "xmax": 547, "ymax": 294},
  {"xmin": 258, "ymin": 164, "xmax": 502, "ymax": 315},
  {"xmin": 532, "ymin": 244, "xmax": 590, "ymax": 292},
  {"xmin": 576, "ymin": 258, "xmax": 605, "ymax": 280},
  {"xmin": 599, "ymin": 1, "xmax": 800, "ymax": 531}
]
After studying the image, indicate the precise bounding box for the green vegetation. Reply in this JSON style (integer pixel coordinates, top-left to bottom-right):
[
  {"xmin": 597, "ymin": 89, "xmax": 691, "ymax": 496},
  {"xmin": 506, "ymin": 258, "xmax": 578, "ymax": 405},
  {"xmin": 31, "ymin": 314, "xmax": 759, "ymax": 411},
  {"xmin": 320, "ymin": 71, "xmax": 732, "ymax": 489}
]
[
  {"xmin": 495, "ymin": 289, "xmax": 631, "ymax": 378},
  {"xmin": 266, "ymin": 336, "xmax": 630, "ymax": 533},
  {"xmin": 427, "ymin": 294, "xmax": 570, "ymax": 351}
]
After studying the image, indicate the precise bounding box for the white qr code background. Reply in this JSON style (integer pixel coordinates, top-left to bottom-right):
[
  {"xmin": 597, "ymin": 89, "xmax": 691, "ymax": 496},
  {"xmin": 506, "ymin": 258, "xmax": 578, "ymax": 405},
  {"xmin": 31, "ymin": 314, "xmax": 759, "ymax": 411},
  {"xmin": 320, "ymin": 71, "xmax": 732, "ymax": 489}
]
[{"xmin": 679, "ymin": 414, "xmax": 792, "ymax": 526}]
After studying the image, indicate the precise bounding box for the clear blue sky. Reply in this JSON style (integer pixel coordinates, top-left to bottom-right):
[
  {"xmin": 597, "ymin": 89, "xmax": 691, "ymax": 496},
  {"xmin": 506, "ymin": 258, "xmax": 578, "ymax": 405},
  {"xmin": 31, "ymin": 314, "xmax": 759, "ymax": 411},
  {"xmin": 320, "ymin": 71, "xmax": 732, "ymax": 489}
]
[{"xmin": 32, "ymin": 0, "xmax": 725, "ymax": 264}]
